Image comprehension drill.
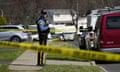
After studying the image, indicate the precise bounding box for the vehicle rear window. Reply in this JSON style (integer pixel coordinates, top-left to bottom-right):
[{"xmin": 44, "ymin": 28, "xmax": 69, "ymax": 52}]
[
  {"xmin": 106, "ymin": 16, "xmax": 120, "ymax": 29},
  {"xmin": 0, "ymin": 27, "xmax": 18, "ymax": 29}
]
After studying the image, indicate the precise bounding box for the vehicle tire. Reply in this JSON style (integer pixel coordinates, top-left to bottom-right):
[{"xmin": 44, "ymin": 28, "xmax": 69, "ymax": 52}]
[
  {"xmin": 59, "ymin": 34, "xmax": 65, "ymax": 41},
  {"xmin": 91, "ymin": 44, "xmax": 100, "ymax": 51},
  {"xmin": 79, "ymin": 39, "xmax": 86, "ymax": 49},
  {"xmin": 10, "ymin": 36, "xmax": 21, "ymax": 42}
]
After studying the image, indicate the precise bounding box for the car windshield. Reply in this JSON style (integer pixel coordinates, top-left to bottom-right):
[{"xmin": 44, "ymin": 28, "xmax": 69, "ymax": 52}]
[{"xmin": 106, "ymin": 16, "xmax": 120, "ymax": 29}]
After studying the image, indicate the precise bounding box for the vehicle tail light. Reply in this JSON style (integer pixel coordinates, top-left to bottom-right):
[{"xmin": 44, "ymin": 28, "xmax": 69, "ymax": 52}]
[
  {"xmin": 89, "ymin": 33, "xmax": 93, "ymax": 37},
  {"xmin": 89, "ymin": 33, "xmax": 94, "ymax": 41},
  {"xmin": 90, "ymin": 38, "xmax": 94, "ymax": 41},
  {"xmin": 81, "ymin": 35, "xmax": 85, "ymax": 39},
  {"xmin": 23, "ymin": 30, "xmax": 28, "ymax": 33}
]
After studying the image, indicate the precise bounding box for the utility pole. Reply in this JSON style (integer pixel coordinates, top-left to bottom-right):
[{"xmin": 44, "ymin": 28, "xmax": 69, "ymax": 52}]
[
  {"xmin": 110, "ymin": 0, "xmax": 114, "ymax": 7},
  {"xmin": 76, "ymin": 0, "xmax": 79, "ymax": 15},
  {"xmin": 76, "ymin": 0, "xmax": 79, "ymax": 32},
  {"xmin": 101, "ymin": 0, "xmax": 105, "ymax": 7},
  {"xmin": 0, "ymin": 9, "xmax": 3, "ymax": 16}
]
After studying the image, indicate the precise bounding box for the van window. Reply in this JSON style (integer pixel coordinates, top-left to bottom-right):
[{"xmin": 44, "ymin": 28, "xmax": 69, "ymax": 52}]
[
  {"xmin": 65, "ymin": 23, "xmax": 74, "ymax": 26},
  {"xmin": 106, "ymin": 16, "xmax": 120, "ymax": 29}
]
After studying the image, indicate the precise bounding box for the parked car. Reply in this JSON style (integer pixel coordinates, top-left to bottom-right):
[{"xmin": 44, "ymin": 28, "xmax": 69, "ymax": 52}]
[
  {"xmin": 79, "ymin": 7, "xmax": 120, "ymax": 53},
  {"xmin": 0, "ymin": 25, "xmax": 29, "ymax": 42}
]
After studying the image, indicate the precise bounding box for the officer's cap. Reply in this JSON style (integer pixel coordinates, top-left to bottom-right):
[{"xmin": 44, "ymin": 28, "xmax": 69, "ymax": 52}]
[{"xmin": 41, "ymin": 9, "xmax": 47, "ymax": 15}]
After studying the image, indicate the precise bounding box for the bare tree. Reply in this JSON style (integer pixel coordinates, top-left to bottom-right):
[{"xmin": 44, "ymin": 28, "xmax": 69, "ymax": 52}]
[{"xmin": 8, "ymin": 0, "xmax": 120, "ymax": 24}]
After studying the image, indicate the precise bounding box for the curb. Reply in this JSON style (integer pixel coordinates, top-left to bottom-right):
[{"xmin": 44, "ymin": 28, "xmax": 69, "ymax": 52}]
[
  {"xmin": 9, "ymin": 60, "xmax": 95, "ymax": 70},
  {"xmin": 97, "ymin": 66, "xmax": 108, "ymax": 72},
  {"xmin": 89, "ymin": 61, "xmax": 96, "ymax": 66},
  {"xmin": 46, "ymin": 60, "xmax": 96, "ymax": 66}
]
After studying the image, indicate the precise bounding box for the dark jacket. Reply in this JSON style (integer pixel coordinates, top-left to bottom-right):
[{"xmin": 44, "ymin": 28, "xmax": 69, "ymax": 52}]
[{"xmin": 36, "ymin": 16, "xmax": 50, "ymax": 34}]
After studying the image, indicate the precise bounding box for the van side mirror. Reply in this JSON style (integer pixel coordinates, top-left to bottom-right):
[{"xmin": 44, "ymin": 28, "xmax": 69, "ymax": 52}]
[{"xmin": 87, "ymin": 26, "xmax": 93, "ymax": 31}]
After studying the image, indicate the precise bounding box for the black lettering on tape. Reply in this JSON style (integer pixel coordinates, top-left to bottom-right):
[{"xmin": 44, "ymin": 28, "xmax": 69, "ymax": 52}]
[
  {"xmin": 78, "ymin": 51, "xmax": 106, "ymax": 61},
  {"xmin": 72, "ymin": 50, "xmax": 81, "ymax": 58},
  {"xmin": 0, "ymin": 42, "xmax": 4, "ymax": 45},
  {"xmin": 6, "ymin": 42, "xmax": 10, "ymax": 46},
  {"xmin": 43, "ymin": 47, "xmax": 62, "ymax": 55},
  {"xmin": 50, "ymin": 48, "xmax": 55, "ymax": 53},
  {"xmin": 6, "ymin": 42, "xmax": 14, "ymax": 48},
  {"xmin": 82, "ymin": 52, "xmax": 93, "ymax": 59},
  {"xmin": 84, "ymin": 52, "xmax": 106, "ymax": 61},
  {"xmin": 71, "ymin": 51, "xmax": 106, "ymax": 61},
  {"xmin": 21, "ymin": 45, "xmax": 28, "ymax": 49},
  {"xmin": 0, "ymin": 42, "xmax": 5, "ymax": 46},
  {"xmin": 96, "ymin": 54, "xmax": 106, "ymax": 61},
  {"xmin": 30, "ymin": 45, "xmax": 37, "ymax": 50},
  {"xmin": 78, "ymin": 52, "xmax": 89, "ymax": 59},
  {"xmin": 37, "ymin": 46, "xmax": 43, "ymax": 51},
  {"xmin": 13, "ymin": 44, "xmax": 20, "ymax": 48},
  {"xmin": 43, "ymin": 47, "xmax": 47, "ymax": 52},
  {"xmin": 62, "ymin": 50, "xmax": 71, "ymax": 56},
  {"xmin": 47, "ymin": 48, "xmax": 52, "ymax": 52},
  {"xmin": 53, "ymin": 48, "xmax": 62, "ymax": 54},
  {"xmin": 89, "ymin": 53, "xmax": 97, "ymax": 59}
]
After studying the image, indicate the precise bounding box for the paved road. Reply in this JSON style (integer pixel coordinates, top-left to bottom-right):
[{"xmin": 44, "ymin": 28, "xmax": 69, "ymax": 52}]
[
  {"xmin": 70, "ymin": 39, "xmax": 120, "ymax": 72},
  {"xmin": 97, "ymin": 62, "xmax": 120, "ymax": 72}
]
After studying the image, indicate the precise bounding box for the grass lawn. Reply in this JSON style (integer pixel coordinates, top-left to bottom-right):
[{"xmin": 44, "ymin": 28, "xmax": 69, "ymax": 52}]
[
  {"xmin": 0, "ymin": 47, "xmax": 24, "ymax": 62},
  {"xmin": 0, "ymin": 65, "xmax": 105, "ymax": 72},
  {"xmin": 47, "ymin": 40, "xmax": 90, "ymax": 61},
  {"xmin": 48, "ymin": 40, "xmax": 79, "ymax": 49},
  {"xmin": 40, "ymin": 65, "xmax": 105, "ymax": 72}
]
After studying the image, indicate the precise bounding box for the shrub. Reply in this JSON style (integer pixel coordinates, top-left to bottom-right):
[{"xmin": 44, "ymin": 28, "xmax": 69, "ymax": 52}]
[{"xmin": 0, "ymin": 16, "xmax": 7, "ymax": 25}]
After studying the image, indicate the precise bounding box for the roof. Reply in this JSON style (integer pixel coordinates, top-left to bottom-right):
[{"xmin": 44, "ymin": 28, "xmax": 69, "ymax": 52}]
[
  {"xmin": 46, "ymin": 9, "xmax": 77, "ymax": 23},
  {"xmin": 0, "ymin": 24, "xmax": 25, "ymax": 29},
  {"xmin": 47, "ymin": 9, "xmax": 76, "ymax": 15},
  {"xmin": 89, "ymin": 7, "xmax": 120, "ymax": 16}
]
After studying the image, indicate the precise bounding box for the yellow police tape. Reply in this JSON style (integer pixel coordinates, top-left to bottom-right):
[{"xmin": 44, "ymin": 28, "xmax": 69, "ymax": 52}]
[
  {"xmin": 0, "ymin": 27, "xmax": 88, "ymax": 33},
  {"xmin": 0, "ymin": 29, "xmax": 76, "ymax": 33},
  {"xmin": 0, "ymin": 41, "xmax": 120, "ymax": 62}
]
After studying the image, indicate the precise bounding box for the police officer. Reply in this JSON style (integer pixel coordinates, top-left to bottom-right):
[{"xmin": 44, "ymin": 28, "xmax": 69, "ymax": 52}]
[
  {"xmin": 36, "ymin": 9, "xmax": 50, "ymax": 45},
  {"xmin": 36, "ymin": 9, "xmax": 50, "ymax": 66}
]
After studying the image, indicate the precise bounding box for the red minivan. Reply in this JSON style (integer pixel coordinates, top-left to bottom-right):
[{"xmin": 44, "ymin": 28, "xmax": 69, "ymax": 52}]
[{"xmin": 94, "ymin": 11, "xmax": 120, "ymax": 52}]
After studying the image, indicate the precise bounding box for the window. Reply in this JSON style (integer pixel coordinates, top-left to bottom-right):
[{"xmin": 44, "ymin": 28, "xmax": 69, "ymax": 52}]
[
  {"xmin": 106, "ymin": 16, "xmax": 120, "ymax": 29},
  {"xmin": 65, "ymin": 23, "xmax": 74, "ymax": 26},
  {"xmin": 0, "ymin": 27, "xmax": 18, "ymax": 29}
]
